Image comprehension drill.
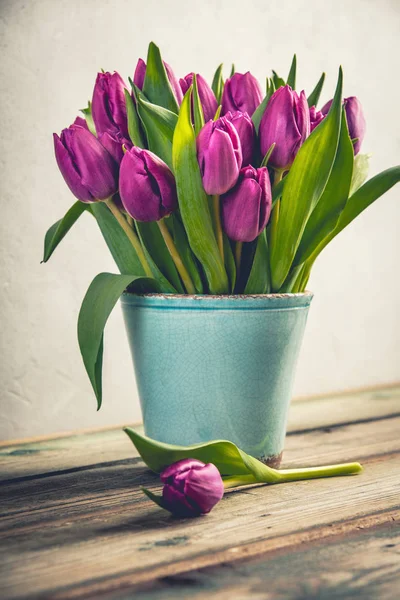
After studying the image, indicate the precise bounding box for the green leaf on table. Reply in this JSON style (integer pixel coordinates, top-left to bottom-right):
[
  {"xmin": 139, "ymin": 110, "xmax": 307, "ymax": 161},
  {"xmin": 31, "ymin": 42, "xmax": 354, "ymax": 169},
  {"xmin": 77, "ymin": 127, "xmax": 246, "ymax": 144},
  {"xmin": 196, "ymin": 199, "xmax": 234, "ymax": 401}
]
[
  {"xmin": 142, "ymin": 42, "xmax": 179, "ymax": 114},
  {"xmin": 307, "ymin": 72, "xmax": 326, "ymax": 107},
  {"xmin": 80, "ymin": 101, "xmax": 97, "ymax": 136},
  {"xmin": 244, "ymin": 229, "xmax": 271, "ymax": 294},
  {"xmin": 192, "ymin": 73, "xmax": 205, "ymax": 136},
  {"xmin": 293, "ymin": 108, "xmax": 354, "ymax": 266},
  {"xmin": 211, "ymin": 63, "xmax": 224, "ymax": 104},
  {"xmin": 135, "ymin": 220, "xmax": 183, "ymax": 293},
  {"xmin": 124, "ymin": 89, "xmax": 145, "ymax": 148},
  {"xmin": 269, "ymin": 67, "xmax": 343, "ymax": 291},
  {"xmin": 172, "ymin": 88, "xmax": 229, "ymax": 294},
  {"xmin": 349, "ymin": 153, "xmax": 371, "ymax": 196},
  {"xmin": 271, "ymin": 70, "xmax": 285, "ymax": 89},
  {"xmin": 171, "ymin": 215, "xmax": 204, "ymax": 293},
  {"xmin": 136, "ymin": 96, "xmax": 177, "ymax": 169},
  {"xmin": 287, "ymin": 54, "xmax": 297, "ymax": 89},
  {"xmin": 42, "ymin": 201, "xmax": 88, "ymax": 262},
  {"xmin": 78, "ymin": 273, "xmax": 159, "ymax": 409}
]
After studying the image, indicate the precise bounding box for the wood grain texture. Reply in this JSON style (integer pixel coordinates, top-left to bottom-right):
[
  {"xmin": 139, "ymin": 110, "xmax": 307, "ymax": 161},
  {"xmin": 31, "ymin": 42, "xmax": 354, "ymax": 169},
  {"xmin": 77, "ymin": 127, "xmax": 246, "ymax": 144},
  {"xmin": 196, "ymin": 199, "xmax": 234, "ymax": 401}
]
[{"xmin": 0, "ymin": 387, "xmax": 399, "ymax": 599}]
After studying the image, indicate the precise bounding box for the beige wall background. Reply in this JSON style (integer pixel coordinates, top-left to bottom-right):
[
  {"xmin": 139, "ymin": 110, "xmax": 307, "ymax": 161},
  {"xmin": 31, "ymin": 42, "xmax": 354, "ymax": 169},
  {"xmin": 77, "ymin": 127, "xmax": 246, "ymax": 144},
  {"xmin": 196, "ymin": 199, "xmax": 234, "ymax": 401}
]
[{"xmin": 0, "ymin": 0, "xmax": 399, "ymax": 441}]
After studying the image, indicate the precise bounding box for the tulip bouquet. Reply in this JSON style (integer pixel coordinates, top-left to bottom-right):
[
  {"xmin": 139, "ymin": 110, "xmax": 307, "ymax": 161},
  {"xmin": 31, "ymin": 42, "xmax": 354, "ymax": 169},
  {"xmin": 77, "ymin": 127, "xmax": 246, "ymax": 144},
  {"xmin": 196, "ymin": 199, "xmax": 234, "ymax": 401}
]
[{"xmin": 44, "ymin": 41, "xmax": 399, "ymax": 411}]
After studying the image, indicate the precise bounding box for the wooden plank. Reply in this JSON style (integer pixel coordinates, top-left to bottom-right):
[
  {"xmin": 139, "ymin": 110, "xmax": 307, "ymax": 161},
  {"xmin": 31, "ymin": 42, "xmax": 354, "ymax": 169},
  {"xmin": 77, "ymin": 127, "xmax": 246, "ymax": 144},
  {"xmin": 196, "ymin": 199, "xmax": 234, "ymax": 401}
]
[
  {"xmin": 0, "ymin": 416, "xmax": 399, "ymax": 599},
  {"xmin": 1, "ymin": 385, "xmax": 399, "ymax": 481}
]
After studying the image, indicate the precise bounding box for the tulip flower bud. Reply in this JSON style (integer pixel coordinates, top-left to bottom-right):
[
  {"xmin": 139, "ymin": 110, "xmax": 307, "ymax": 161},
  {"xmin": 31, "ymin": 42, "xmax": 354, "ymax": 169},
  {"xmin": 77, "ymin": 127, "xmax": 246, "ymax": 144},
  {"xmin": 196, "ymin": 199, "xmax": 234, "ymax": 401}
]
[
  {"xmin": 224, "ymin": 111, "xmax": 256, "ymax": 167},
  {"xmin": 91, "ymin": 71, "xmax": 129, "ymax": 140},
  {"xmin": 98, "ymin": 131, "xmax": 131, "ymax": 164},
  {"xmin": 321, "ymin": 96, "xmax": 366, "ymax": 155},
  {"xmin": 221, "ymin": 166, "xmax": 272, "ymax": 242},
  {"xmin": 309, "ymin": 106, "xmax": 325, "ymax": 132},
  {"xmin": 197, "ymin": 116, "xmax": 242, "ymax": 195},
  {"xmin": 221, "ymin": 72, "xmax": 263, "ymax": 117},
  {"xmin": 259, "ymin": 85, "xmax": 310, "ymax": 170},
  {"xmin": 133, "ymin": 58, "xmax": 183, "ymax": 105},
  {"xmin": 119, "ymin": 147, "xmax": 177, "ymax": 221},
  {"xmin": 53, "ymin": 125, "xmax": 118, "ymax": 203},
  {"xmin": 72, "ymin": 116, "xmax": 89, "ymax": 130},
  {"xmin": 161, "ymin": 459, "xmax": 224, "ymax": 517},
  {"xmin": 179, "ymin": 73, "xmax": 218, "ymax": 123}
]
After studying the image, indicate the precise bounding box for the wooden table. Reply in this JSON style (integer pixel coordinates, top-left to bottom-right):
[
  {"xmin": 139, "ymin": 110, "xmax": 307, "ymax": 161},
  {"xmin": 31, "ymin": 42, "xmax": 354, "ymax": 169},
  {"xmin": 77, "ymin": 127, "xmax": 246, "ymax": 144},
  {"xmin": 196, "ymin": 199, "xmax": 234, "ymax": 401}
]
[{"xmin": 1, "ymin": 385, "xmax": 399, "ymax": 599}]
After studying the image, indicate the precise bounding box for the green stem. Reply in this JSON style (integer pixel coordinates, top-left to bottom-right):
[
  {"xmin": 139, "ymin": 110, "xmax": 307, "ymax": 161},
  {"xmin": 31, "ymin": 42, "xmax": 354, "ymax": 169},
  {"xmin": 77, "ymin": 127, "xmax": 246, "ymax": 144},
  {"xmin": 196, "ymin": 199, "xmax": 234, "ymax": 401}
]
[
  {"xmin": 105, "ymin": 198, "xmax": 153, "ymax": 278},
  {"xmin": 235, "ymin": 241, "xmax": 243, "ymax": 280},
  {"xmin": 212, "ymin": 194, "xmax": 224, "ymax": 262},
  {"xmin": 157, "ymin": 219, "xmax": 196, "ymax": 295},
  {"xmin": 268, "ymin": 169, "xmax": 285, "ymax": 250}
]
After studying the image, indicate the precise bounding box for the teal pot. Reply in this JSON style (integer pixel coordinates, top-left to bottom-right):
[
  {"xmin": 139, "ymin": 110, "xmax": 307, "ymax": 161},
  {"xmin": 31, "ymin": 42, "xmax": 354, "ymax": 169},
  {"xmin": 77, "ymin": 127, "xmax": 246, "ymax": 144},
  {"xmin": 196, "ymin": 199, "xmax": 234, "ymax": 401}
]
[{"xmin": 121, "ymin": 293, "xmax": 313, "ymax": 466}]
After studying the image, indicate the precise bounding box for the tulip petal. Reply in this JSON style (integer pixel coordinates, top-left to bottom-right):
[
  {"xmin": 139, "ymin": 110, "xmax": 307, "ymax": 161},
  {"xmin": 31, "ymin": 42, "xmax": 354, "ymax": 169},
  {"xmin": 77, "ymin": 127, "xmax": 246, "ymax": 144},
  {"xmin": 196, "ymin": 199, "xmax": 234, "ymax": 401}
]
[
  {"xmin": 53, "ymin": 133, "xmax": 94, "ymax": 202},
  {"xmin": 184, "ymin": 463, "xmax": 224, "ymax": 514},
  {"xmin": 222, "ymin": 178, "xmax": 262, "ymax": 242},
  {"xmin": 162, "ymin": 483, "xmax": 200, "ymax": 516},
  {"xmin": 200, "ymin": 125, "xmax": 242, "ymax": 195}
]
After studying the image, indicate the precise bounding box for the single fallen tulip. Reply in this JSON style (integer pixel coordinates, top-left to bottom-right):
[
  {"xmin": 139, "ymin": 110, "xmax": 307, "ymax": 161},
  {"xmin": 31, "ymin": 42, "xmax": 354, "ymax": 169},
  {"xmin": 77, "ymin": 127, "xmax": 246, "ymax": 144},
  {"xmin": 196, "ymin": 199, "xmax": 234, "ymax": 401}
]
[
  {"xmin": 53, "ymin": 125, "xmax": 118, "ymax": 202},
  {"xmin": 259, "ymin": 85, "xmax": 310, "ymax": 171},
  {"xmin": 197, "ymin": 116, "xmax": 242, "ymax": 195},
  {"xmin": 224, "ymin": 111, "xmax": 256, "ymax": 167},
  {"xmin": 221, "ymin": 72, "xmax": 263, "ymax": 117},
  {"xmin": 119, "ymin": 147, "xmax": 177, "ymax": 221},
  {"xmin": 180, "ymin": 72, "xmax": 218, "ymax": 122},
  {"xmin": 133, "ymin": 57, "xmax": 183, "ymax": 105},
  {"xmin": 221, "ymin": 166, "xmax": 272, "ymax": 242},
  {"xmin": 91, "ymin": 71, "xmax": 129, "ymax": 140},
  {"xmin": 321, "ymin": 96, "xmax": 366, "ymax": 154},
  {"xmin": 309, "ymin": 105, "xmax": 325, "ymax": 131},
  {"xmin": 160, "ymin": 459, "xmax": 224, "ymax": 517}
]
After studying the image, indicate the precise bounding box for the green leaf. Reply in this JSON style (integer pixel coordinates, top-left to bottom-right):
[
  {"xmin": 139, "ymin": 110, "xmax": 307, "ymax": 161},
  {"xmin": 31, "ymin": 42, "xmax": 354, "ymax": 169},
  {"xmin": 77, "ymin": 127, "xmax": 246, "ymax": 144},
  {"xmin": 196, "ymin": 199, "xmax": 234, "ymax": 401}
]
[
  {"xmin": 213, "ymin": 105, "xmax": 222, "ymax": 120},
  {"xmin": 42, "ymin": 202, "xmax": 88, "ymax": 262},
  {"xmin": 260, "ymin": 143, "xmax": 276, "ymax": 168},
  {"xmin": 172, "ymin": 88, "xmax": 229, "ymax": 294},
  {"xmin": 136, "ymin": 96, "xmax": 177, "ymax": 169},
  {"xmin": 90, "ymin": 202, "xmax": 146, "ymax": 275},
  {"xmin": 192, "ymin": 73, "xmax": 205, "ymax": 136},
  {"xmin": 293, "ymin": 108, "xmax": 354, "ymax": 266},
  {"xmin": 211, "ymin": 64, "xmax": 224, "ymax": 104},
  {"xmin": 350, "ymin": 153, "xmax": 371, "ymax": 196},
  {"xmin": 307, "ymin": 72, "xmax": 326, "ymax": 108},
  {"xmin": 142, "ymin": 42, "xmax": 179, "ymax": 114},
  {"xmin": 78, "ymin": 273, "xmax": 159, "ymax": 408},
  {"xmin": 251, "ymin": 79, "xmax": 275, "ymax": 132},
  {"xmin": 80, "ymin": 101, "xmax": 96, "ymax": 136},
  {"xmin": 230, "ymin": 64, "xmax": 235, "ymax": 77},
  {"xmin": 244, "ymin": 230, "xmax": 271, "ymax": 294},
  {"xmin": 124, "ymin": 90, "xmax": 145, "ymax": 147},
  {"xmin": 287, "ymin": 54, "xmax": 297, "ymax": 89},
  {"xmin": 270, "ymin": 67, "xmax": 343, "ymax": 291},
  {"xmin": 135, "ymin": 220, "xmax": 183, "ymax": 293},
  {"xmin": 271, "ymin": 70, "xmax": 285, "ymax": 89},
  {"xmin": 223, "ymin": 235, "xmax": 236, "ymax": 293},
  {"xmin": 171, "ymin": 215, "xmax": 204, "ymax": 293},
  {"xmin": 141, "ymin": 487, "xmax": 167, "ymax": 510}
]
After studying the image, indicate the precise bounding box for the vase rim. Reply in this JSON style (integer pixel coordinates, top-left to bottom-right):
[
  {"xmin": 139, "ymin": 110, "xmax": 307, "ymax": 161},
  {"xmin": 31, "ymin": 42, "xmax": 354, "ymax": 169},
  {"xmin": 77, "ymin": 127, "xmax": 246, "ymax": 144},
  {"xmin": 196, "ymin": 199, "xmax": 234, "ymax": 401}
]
[{"xmin": 122, "ymin": 291, "xmax": 313, "ymax": 300}]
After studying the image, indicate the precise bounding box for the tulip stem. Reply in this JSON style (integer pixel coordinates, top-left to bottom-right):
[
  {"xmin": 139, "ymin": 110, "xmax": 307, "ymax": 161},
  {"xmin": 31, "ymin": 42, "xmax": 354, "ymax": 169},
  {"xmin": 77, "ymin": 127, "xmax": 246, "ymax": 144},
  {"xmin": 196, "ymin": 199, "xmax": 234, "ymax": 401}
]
[
  {"xmin": 105, "ymin": 198, "xmax": 153, "ymax": 278},
  {"xmin": 268, "ymin": 169, "xmax": 285, "ymax": 250},
  {"xmin": 235, "ymin": 242, "xmax": 243, "ymax": 279},
  {"xmin": 212, "ymin": 194, "xmax": 224, "ymax": 262},
  {"xmin": 157, "ymin": 219, "xmax": 196, "ymax": 295}
]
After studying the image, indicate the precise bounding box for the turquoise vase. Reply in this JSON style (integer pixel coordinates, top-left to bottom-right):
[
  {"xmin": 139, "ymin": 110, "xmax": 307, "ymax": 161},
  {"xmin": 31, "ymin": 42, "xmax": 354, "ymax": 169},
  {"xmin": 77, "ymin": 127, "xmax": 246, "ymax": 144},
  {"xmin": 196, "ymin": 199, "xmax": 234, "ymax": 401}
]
[{"xmin": 121, "ymin": 293, "xmax": 313, "ymax": 466}]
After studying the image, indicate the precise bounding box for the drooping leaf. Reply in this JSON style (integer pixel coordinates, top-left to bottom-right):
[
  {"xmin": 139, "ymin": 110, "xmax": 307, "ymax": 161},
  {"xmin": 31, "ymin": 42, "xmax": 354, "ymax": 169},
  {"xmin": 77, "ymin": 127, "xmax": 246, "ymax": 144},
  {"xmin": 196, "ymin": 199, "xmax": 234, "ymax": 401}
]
[
  {"xmin": 211, "ymin": 63, "xmax": 224, "ymax": 104},
  {"xmin": 192, "ymin": 73, "xmax": 205, "ymax": 136},
  {"xmin": 124, "ymin": 89, "xmax": 145, "ymax": 147},
  {"xmin": 42, "ymin": 202, "xmax": 88, "ymax": 262},
  {"xmin": 171, "ymin": 215, "xmax": 204, "ymax": 293},
  {"xmin": 172, "ymin": 88, "xmax": 229, "ymax": 294},
  {"xmin": 142, "ymin": 42, "xmax": 179, "ymax": 114},
  {"xmin": 270, "ymin": 67, "xmax": 343, "ymax": 291},
  {"xmin": 136, "ymin": 96, "xmax": 177, "ymax": 169},
  {"xmin": 307, "ymin": 72, "xmax": 326, "ymax": 108},
  {"xmin": 90, "ymin": 202, "xmax": 146, "ymax": 275},
  {"xmin": 135, "ymin": 220, "xmax": 183, "ymax": 293},
  {"xmin": 350, "ymin": 153, "xmax": 371, "ymax": 196},
  {"xmin": 293, "ymin": 108, "xmax": 354, "ymax": 266},
  {"xmin": 287, "ymin": 54, "xmax": 297, "ymax": 89},
  {"xmin": 78, "ymin": 273, "xmax": 159, "ymax": 408},
  {"xmin": 244, "ymin": 230, "xmax": 271, "ymax": 294},
  {"xmin": 271, "ymin": 70, "xmax": 285, "ymax": 89}
]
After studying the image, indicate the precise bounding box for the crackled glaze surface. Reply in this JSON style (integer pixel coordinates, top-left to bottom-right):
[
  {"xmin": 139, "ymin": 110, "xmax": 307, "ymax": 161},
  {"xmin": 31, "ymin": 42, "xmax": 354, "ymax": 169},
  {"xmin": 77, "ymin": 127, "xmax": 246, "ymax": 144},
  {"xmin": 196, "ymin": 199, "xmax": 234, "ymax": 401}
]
[{"xmin": 121, "ymin": 293, "xmax": 313, "ymax": 461}]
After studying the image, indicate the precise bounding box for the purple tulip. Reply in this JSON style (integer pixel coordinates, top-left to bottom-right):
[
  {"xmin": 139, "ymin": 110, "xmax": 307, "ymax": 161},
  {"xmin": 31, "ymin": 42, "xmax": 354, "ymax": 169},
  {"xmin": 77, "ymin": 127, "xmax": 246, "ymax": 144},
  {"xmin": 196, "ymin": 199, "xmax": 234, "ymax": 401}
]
[
  {"xmin": 91, "ymin": 71, "xmax": 129, "ymax": 140},
  {"xmin": 53, "ymin": 125, "xmax": 118, "ymax": 203},
  {"xmin": 221, "ymin": 166, "xmax": 272, "ymax": 242},
  {"xmin": 161, "ymin": 459, "xmax": 224, "ymax": 517},
  {"xmin": 221, "ymin": 72, "xmax": 263, "ymax": 117},
  {"xmin": 72, "ymin": 116, "xmax": 88, "ymax": 130},
  {"xmin": 259, "ymin": 85, "xmax": 310, "ymax": 170},
  {"xmin": 98, "ymin": 131, "xmax": 131, "ymax": 164},
  {"xmin": 309, "ymin": 106, "xmax": 325, "ymax": 132},
  {"xmin": 224, "ymin": 111, "xmax": 256, "ymax": 167},
  {"xmin": 321, "ymin": 96, "xmax": 366, "ymax": 155},
  {"xmin": 119, "ymin": 147, "xmax": 177, "ymax": 221},
  {"xmin": 197, "ymin": 116, "xmax": 242, "ymax": 195},
  {"xmin": 133, "ymin": 58, "xmax": 183, "ymax": 105},
  {"xmin": 179, "ymin": 73, "xmax": 218, "ymax": 122}
]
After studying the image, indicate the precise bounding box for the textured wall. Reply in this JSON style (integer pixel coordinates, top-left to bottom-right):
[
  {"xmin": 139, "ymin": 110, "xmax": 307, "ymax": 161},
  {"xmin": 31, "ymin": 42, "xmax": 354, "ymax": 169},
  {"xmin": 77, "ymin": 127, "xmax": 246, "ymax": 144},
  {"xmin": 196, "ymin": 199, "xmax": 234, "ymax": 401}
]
[{"xmin": 0, "ymin": 0, "xmax": 399, "ymax": 441}]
